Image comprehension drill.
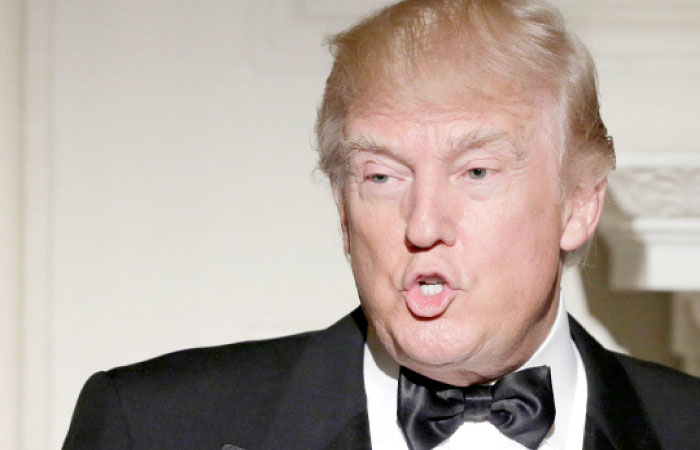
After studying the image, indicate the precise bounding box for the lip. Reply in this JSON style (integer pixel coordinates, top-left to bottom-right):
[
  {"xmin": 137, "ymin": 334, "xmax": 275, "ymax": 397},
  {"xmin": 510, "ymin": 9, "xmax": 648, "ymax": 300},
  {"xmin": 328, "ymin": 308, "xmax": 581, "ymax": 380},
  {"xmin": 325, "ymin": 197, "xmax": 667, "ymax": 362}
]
[{"xmin": 401, "ymin": 268, "xmax": 459, "ymax": 318}]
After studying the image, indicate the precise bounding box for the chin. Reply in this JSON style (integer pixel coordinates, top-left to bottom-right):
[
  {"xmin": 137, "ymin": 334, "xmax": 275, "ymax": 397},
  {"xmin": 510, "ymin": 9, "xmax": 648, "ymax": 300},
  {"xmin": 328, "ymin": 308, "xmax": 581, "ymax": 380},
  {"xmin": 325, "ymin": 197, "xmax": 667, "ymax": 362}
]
[{"xmin": 388, "ymin": 315, "xmax": 482, "ymax": 370}]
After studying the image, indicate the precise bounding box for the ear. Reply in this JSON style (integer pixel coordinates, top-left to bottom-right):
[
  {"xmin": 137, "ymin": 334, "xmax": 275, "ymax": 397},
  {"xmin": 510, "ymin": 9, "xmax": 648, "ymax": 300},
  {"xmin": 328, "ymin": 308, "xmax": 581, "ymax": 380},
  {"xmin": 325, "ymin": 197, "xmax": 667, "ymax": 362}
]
[
  {"xmin": 332, "ymin": 183, "xmax": 350, "ymax": 255},
  {"xmin": 560, "ymin": 177, "xmax": 607, "ymax": 252}
]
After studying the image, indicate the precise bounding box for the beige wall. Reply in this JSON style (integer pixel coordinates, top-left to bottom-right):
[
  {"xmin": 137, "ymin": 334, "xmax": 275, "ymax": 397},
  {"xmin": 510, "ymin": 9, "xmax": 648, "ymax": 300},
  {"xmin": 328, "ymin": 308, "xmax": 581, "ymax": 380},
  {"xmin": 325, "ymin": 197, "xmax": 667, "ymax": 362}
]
[{"xmin": 5, "ymin": 1, "xmax": 699, "ymax": 448}]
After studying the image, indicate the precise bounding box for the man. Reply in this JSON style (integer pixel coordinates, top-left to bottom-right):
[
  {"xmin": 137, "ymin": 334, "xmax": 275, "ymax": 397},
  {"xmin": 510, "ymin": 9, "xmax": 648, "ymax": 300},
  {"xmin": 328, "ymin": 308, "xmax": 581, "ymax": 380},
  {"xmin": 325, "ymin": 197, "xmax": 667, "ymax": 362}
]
[{"xmin": 63, "ymin": 1, "xmax": 700, "ymax": 449}]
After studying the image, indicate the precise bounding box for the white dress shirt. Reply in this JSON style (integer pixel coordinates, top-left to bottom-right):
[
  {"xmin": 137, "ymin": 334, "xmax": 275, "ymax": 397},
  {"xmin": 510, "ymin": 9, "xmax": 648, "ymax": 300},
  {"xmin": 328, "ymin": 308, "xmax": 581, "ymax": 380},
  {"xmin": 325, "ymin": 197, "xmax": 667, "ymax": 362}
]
[{"xmin": 363, "ymin": 298, "xmax": 588, "ymax": 449}]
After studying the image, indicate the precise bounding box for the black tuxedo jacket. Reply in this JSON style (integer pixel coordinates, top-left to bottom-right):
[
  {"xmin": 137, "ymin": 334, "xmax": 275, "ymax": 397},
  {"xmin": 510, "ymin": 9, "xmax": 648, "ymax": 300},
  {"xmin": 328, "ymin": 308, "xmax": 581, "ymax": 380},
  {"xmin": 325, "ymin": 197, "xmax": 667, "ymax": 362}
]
[{"xmin": 63, "ymin": 308, "xmax": 700, "ymax": 450}]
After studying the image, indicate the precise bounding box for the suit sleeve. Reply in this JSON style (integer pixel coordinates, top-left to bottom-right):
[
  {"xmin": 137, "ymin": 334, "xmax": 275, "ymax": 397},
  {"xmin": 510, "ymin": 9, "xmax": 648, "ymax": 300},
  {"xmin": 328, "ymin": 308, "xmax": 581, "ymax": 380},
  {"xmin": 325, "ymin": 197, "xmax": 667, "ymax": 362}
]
[{"xmin": 62, "ymin": 371, "xmax": 133, "ymax": 450}]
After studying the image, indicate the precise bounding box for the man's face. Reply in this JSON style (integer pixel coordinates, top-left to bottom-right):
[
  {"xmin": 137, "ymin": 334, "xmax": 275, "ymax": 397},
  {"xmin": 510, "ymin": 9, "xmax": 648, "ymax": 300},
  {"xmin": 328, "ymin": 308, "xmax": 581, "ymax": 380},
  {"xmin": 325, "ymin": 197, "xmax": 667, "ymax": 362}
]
[{"xmin": 340, "ymin": 98, "xmax": 573, "ymax": 385}]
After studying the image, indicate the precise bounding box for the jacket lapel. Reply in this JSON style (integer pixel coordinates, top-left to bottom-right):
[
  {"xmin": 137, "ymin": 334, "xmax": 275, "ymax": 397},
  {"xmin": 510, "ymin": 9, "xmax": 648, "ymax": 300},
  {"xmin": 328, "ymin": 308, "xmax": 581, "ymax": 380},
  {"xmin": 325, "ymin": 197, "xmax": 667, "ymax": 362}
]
[
  {"xmin": 569, "ymin": 316, "xmax": 662, "ymax": 450},
  {"xmin": 261, "ymin": 308, "xmax": 371, "ymax": 450}
]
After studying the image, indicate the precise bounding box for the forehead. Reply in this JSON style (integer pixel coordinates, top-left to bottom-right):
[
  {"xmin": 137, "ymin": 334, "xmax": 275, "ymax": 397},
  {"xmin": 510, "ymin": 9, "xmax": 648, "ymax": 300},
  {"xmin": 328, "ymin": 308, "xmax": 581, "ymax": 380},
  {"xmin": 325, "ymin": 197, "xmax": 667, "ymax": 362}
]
[{"xmin": 344, "ymin": 98, "xmax": 559, "ymax": 160}]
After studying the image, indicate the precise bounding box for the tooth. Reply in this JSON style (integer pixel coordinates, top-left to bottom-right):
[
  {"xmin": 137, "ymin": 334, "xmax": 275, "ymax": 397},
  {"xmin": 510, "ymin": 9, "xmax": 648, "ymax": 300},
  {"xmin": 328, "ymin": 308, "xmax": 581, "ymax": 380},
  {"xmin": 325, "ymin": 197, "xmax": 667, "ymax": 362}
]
[{"xmin": 420, "ymin": 283, "xmax": 444, "ymax": 296}]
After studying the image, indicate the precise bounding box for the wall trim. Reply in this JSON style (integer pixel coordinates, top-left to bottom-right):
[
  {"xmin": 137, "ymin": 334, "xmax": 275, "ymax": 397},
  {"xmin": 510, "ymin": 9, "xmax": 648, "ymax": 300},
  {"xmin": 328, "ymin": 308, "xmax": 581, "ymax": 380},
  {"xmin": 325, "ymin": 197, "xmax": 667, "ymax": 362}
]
[
  {"xmin": 601, "ymin": 152, "xmax": 700, "ymax": 290},
  {"xmin": 0, "ymin": 0, "xmax": 24, "ymax": 448},
  {"xmin": 21, "ymin": 0, "xmax": 55, "ymax": 448}
]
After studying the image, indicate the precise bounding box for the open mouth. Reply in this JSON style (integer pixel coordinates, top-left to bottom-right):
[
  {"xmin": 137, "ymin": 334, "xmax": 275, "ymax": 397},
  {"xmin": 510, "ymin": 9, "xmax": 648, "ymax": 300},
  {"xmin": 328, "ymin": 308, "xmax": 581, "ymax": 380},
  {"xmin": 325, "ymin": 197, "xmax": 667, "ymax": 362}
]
[
  {"xmin": 419, "ymin": 280, "xmax": 444, "ymax": 296},
  {"xmin": 404, "ymin": 273, "xmax": 456, "ymax": 318}
]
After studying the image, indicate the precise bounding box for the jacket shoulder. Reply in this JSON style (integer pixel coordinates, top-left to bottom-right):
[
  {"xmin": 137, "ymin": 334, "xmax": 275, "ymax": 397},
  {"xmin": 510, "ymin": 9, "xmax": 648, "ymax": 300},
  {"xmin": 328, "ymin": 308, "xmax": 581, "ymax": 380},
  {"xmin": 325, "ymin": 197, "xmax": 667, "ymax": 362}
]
[
  {"xmin": 105, "ymin": 329, "xmax": 320, "ymax": 422},
  {"xmin": 109, "ymin": 328, "xmax": 316, "ymax": 386},
  {"xmin": 616, "ymin": 352, "xmax": 700, "ymax": 394},
  {"xmin": 64, "ymin": 308, "xmax": 370, "ymax": 449},
  {"xmin": 615, "ymin": 352, "xmax": 700, "ymax": 448},
  {"xmin": 569, "ymin": 314, "xmax": 700, "ymax": 449},
  {"xmin": 64, "ymin": 330, "xmax": 319, "ymax": 449},
  {"xmin": 108, "ymin": 306, "xmax": 367, "ymax": 387}
]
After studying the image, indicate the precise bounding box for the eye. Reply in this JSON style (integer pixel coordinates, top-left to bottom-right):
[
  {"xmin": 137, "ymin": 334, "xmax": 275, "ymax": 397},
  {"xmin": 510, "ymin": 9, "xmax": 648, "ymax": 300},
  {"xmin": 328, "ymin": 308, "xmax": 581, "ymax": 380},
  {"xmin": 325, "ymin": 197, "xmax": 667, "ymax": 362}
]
[
  {"xmin": 368, "ymin": 174, "xmax": 390, "ymax": 184},
  {"xmin": 467, "ymin": 168, "xmax": 489, "ymax": 179}
]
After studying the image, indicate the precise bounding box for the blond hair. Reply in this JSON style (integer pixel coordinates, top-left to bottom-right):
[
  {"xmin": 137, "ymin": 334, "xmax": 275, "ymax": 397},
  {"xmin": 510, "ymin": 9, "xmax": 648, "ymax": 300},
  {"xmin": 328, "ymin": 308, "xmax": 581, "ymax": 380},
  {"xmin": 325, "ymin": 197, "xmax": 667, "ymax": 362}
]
[{"xmin": 315, "ymin": 0, "xmax": 614, "ymax": 188}]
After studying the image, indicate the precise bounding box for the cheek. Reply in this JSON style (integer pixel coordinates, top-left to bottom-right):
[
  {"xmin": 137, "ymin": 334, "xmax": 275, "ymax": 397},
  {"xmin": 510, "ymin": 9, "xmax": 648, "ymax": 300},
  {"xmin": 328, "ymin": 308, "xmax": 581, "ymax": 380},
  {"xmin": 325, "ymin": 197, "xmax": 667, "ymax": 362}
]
[
  {"xmin": 472, "ymin": 186, "xmax": 563, "ymax": 284},
  {"xmin": 346, "ymin": 200, "xmax": 404, "ymax": 287}
]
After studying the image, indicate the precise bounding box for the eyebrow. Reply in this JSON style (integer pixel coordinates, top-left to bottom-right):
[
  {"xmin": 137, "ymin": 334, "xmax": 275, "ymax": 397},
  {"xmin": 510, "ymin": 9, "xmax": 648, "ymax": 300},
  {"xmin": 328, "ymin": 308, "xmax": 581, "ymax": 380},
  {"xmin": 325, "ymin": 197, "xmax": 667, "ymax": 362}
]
[
  {"xmin": 340, "ymin": 130, "xmax": 525, "ymax": 163},
  {"xmin": 340, "ymin": 136, "xmax": 393, "ymax": 155},
  {"xmin": 448, "ymin": 130, "xmax": 525, "ymax": 162}
]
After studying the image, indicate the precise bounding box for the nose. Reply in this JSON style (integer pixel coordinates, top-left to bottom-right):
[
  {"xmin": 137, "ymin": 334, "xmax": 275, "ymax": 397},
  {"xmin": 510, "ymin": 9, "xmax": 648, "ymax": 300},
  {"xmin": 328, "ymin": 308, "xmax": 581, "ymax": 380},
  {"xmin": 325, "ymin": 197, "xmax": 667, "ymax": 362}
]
[{"xmin": 404, "ymin": 176, "xmax": 457, "ymax": 251}]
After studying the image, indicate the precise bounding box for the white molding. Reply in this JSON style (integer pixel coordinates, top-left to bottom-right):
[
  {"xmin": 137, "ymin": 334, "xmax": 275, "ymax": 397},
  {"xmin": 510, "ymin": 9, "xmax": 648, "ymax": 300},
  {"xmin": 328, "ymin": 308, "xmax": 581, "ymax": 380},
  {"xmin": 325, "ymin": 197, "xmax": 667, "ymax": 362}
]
[
  {"xmin": 21, "ymin": 0, "xmax": 54, "ymax": 449},
  {"xmin": 0, "ymin": 0, "xmax": 23, "ymax": 448},
  {"xmin": 600, "ymin": 153, "xmax": 700, "ymax": 374},
  {"xmin": 608, "ymin": 150, "xmax": 700, "ymax": 218},
  {"xmin": 600, "ymin": 219, "xmax": 700, "ymax": 291},
  {"xmin": 608, "ymin": 170, "xmax": 700, "ymax": 219},
  {"xmin": 615, "ymin": 149, "xmax": 700, "ymax": 168},
  {"xmin": 600, "ymin": 151, "xmax": 700, "ymax": 290}
]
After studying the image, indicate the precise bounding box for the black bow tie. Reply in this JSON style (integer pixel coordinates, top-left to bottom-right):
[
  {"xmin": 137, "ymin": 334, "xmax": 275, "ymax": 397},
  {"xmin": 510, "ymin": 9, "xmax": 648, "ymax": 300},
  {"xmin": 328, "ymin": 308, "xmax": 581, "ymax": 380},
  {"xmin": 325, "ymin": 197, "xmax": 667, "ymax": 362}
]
[{"xmin": 397, "ymin": 365, "xmax": 555, "ymax": 450}]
